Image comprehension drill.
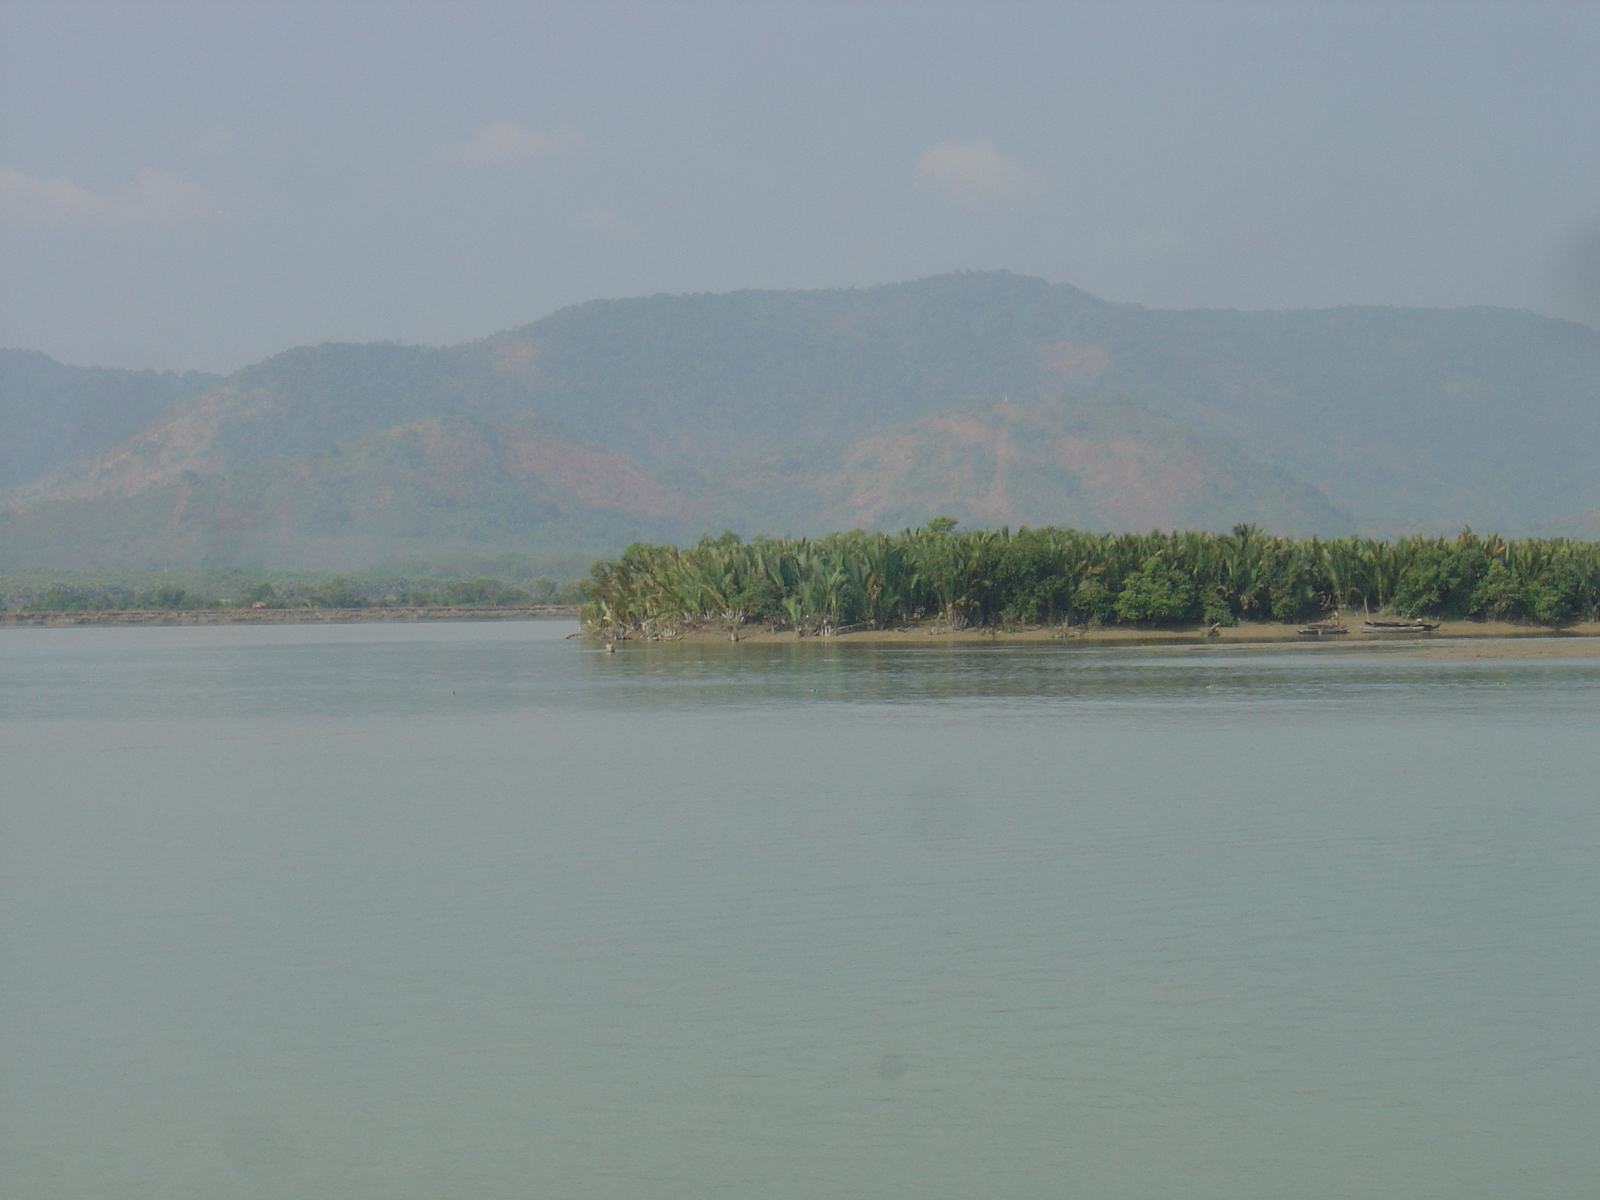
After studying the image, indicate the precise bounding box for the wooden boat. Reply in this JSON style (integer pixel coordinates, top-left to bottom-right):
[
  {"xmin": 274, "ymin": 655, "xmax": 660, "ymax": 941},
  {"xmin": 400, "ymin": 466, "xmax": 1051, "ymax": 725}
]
[
  {"xmin": 1298, "ymin": 612, "xmax": 1348, "ymax": 636},
  {"xmin": 1361, "ymin": 618, "xmax": 1440, "ymax": 633}
]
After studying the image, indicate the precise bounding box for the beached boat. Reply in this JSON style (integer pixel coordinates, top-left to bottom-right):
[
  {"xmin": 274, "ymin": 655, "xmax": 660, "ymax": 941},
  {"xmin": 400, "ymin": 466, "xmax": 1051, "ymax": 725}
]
[
  {"xmin": 1362, "ymin": 618, "xmax": 1440, "ymax": 633},
  {"xmin": 1298, "ymin": 612, "xmax": 1348, "ymax": 636}
]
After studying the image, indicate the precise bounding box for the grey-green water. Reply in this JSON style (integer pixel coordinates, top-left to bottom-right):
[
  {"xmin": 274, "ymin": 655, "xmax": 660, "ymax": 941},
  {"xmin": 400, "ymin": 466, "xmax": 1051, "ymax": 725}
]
[{"xmin": 2, "ymin": 622, "xmax": 1596, "ymax": 1199}]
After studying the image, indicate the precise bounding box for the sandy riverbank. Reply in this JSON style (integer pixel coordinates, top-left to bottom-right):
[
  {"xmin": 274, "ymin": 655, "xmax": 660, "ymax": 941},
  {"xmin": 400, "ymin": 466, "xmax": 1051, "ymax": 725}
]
[
  {"xmin": 0, "ymin": 605, "xmax": 579, "ymax": 628},
  {"xmin": 647, "ymin": 618, "xmax": 1600, "ymax": 656},
  {"xmin": 10, "ymin": 609, "xmax": 1599, "ymax": 659}
]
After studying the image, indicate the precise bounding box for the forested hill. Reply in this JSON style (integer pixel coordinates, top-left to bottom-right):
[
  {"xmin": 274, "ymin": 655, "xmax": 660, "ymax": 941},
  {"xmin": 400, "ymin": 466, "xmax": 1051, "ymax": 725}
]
[
  {"xmin": 0, "ymin": 349, "xmax": 219, "ymax": 491},
  {"xmin": 482, "ymin": 276, "xmax": 1600, "ymax": 534},
  {"xmin": 483, "ymin": 273, "xmax": 1115, "ymax": 464},
  {"xmin": 4, "ymin": 271, "xmax": 1599, "ymax": 570}
]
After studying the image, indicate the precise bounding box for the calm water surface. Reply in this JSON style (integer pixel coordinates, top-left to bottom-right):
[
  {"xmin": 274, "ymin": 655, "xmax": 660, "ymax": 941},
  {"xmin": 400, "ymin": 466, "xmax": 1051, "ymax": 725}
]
[{"xmin": 2, "ymin": 622, "xmax": 1597, "ymax": 1199}]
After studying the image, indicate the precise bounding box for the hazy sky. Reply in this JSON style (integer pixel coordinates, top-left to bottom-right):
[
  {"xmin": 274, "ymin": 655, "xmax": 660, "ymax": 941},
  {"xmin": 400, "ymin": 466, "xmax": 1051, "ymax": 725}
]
[{"xmin": 3, "ymin": 0, "xmax": 1599, "ymax": 372}]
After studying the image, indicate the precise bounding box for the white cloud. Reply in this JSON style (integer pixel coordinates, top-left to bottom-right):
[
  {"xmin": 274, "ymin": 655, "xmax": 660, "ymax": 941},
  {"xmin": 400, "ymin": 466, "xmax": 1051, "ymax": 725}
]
[
  {"xmin": 916, "ymin": 139, "xmax": 1029, "ymax": 203},
  {"xmin": 445, "ymin": 121, "xmax": 583, "ymax": 167},
  {"xmin": 0, "ymin": 167, "xmax": 206, "ymax": 226}
]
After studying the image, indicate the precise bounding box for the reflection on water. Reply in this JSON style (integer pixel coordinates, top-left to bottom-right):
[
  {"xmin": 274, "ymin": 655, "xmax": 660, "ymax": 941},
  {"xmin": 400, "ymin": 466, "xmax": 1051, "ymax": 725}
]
[
  {"xmin": 2, "ymin": 622, "xmax": 1598, "ymax": 1200},
  {"xmin": 6, "ymin": 621, "xmax": 1595, "ymax": 720}
]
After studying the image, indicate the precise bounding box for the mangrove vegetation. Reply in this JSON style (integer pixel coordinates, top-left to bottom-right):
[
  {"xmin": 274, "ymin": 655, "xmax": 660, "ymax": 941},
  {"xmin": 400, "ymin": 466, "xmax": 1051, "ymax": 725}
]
[{"xmin": 581, "ymin": 523, "xmax": 1600, "ymax": 638}]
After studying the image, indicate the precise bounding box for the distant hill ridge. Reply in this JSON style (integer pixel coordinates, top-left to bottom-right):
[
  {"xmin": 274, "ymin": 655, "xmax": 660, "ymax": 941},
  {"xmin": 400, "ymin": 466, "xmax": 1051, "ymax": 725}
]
[
  {"xmin": 3, "ymin": 271, "xmax": 1598, "ymax": 570},
  {"xmin": 0, "ymin": 349, "xmax": 219, "ymax": 492}
]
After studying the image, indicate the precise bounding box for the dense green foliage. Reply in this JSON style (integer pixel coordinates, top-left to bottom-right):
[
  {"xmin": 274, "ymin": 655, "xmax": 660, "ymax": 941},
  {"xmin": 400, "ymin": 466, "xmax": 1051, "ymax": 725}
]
[
  {"xmin": 582, "ymin": 524, "xmax": 1600, "ymax": 636},
  {"xmin": 5, "ymin": 570, "xmax": 585, "ymax": 613}
]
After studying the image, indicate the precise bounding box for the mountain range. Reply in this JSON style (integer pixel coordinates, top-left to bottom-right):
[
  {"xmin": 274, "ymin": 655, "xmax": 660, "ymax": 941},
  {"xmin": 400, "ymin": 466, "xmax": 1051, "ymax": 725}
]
[{"xmin": 4, "ymin": 271, "xmax": 1598, "ymax": 570}]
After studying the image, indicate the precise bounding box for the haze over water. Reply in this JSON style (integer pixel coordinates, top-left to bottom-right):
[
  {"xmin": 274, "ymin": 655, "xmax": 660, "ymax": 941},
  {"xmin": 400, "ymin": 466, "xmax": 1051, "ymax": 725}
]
[{"xmin": 2, "ymin": 622, "xmax": 1596, "ymax": 1199}]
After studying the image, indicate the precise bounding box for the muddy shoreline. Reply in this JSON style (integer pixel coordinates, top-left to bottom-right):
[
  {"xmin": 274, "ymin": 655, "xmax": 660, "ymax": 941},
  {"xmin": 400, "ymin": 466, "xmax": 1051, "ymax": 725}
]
[
  {"xmin": 8, "ymin": 610, "xmax": 1600, "ymax": 659},
  {"xmin": 627, "ymin": 617, "xmax": 1600, "ymax": 655},
  {"xmin": 0, "ymin": 605, "xmax": 579, "ymax": 628}
]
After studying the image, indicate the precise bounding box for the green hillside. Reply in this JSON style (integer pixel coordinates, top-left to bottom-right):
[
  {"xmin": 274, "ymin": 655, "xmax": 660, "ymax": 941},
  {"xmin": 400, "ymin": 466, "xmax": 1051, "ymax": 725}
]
[
  {"xmin": 477, "ymin": 273, "xmax": 1600, "ymax": 532},
  {"xmin": 478, "ymin": 272, "xmax": 1112, "ymax": 464},
  {"xmin": 4, "ymin": 271, "xmax": 1598, "ymax": 570},
  {"xmin": 0, "ymin": 349, "xmax": 219, "ymax": 490},
  {"xmin": 1095, "ymin": 304, "xmax": 1600, "ymax": 534},
  {"xmin": 0, "ymin": 400, "xmax": 1353, "ymax": 569},
  {"xmin": 688, "ymin": 397, "xmax": 1352, "ymax": 538},
  {"xmin": 0, "ymin": 414, "xmax": 697, "ymax": 571}
]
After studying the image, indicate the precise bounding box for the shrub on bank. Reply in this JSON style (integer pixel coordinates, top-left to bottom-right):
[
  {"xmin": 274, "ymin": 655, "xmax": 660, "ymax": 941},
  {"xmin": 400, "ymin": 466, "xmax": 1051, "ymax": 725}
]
[
  {"xmin": 9, "ymin": 573, "xmax": 587, "ymax": 613},
  {"xmin": 21, "ymin": 583, "xmax": 212, "ymax": 612}
]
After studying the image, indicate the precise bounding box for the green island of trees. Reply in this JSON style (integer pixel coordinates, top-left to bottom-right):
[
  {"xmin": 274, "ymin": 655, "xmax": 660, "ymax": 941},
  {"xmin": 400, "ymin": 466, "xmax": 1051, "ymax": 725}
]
[{"xmin": 582, "ymin": 523, "xmax": 1600, "ymax": 638}]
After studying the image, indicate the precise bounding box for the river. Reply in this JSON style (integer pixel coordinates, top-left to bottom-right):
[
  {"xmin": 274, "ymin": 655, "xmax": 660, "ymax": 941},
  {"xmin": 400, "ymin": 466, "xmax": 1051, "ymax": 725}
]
[{"xmin": 3, "ymin": 621, "xmax": 1596, "ymax": 1198}]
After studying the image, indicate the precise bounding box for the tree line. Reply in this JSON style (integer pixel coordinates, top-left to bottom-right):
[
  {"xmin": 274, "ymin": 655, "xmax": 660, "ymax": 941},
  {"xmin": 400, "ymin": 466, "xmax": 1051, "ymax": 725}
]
[
  {"xmin": 13, "ymin": 575, "xmax": 585, "ymax": 613},
  {"xmin": 582, "ymin": 523, "xmax": 1600, "ymax": 637}
]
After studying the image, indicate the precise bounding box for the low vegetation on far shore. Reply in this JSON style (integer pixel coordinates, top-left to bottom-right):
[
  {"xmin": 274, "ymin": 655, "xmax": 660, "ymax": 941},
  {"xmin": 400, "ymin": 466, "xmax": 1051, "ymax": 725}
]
[
  {"xmin": 1, "ymin": 571, "xmax": 586, "ymax": 614},
  {"xmin": 582, "ymin": 522, "xmax": 1600, "ymax": 639}
]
